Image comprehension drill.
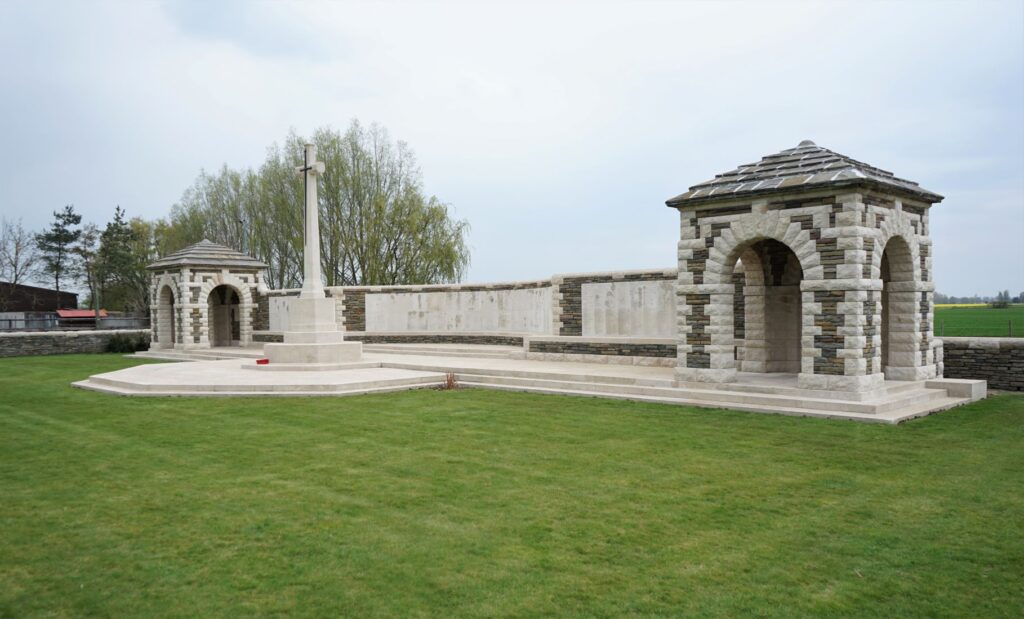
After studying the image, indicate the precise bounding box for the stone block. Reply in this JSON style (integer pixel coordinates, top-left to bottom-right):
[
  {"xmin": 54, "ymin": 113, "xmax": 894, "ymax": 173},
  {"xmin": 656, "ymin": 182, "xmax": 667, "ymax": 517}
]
[{"xmin": 925, "ymin": 378, "xmax": 986, "ymax": 400}]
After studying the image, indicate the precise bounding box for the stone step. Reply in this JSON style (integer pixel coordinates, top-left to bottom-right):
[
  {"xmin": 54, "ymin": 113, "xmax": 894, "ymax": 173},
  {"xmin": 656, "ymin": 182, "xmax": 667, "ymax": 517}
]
[
  {"xmin": 453, "ymin": 373, "xmax": 951, "ymax": 415},
  {"xmin": 677, "ymin": 376, "xmax": 925, "ymax": 402},
  {"xmin": 385, "ymin": 361, "xmax": 675, "ymax": 388},
  {"xmin": 73, "ymin": 379, "xmax": 440, "ymax": 398},
  {"xmin": 130, "ymin": 351, "xmax": 193, "ymax": 362},
  {"xmin": 85, "ymin": 372, "xmax": 443, "ymax": 394},
  {"xmin": 455, "ymin": 380, "xmax": 970, "ymax": 424},
  {"xmin": 132, "ymin": 349, "xmax": 265, "ymax": 362}
]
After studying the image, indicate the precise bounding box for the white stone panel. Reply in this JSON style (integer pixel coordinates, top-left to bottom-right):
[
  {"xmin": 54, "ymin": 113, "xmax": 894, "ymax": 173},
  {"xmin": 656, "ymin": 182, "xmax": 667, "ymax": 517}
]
[
  {"xmin": 269, "ymin": 297, "xmax": 293, "ymax": 332},
  {"xmin": 581, "ymin": 280, "xmax": 676, "ymax": 338},
  {"xmin": 365, "ymin": 287, "xmax": 553, "ymax": 334}
]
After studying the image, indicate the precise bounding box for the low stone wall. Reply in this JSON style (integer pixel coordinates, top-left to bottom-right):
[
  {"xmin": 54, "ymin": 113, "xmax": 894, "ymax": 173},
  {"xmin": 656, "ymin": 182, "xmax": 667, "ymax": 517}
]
[
  {"xmin": 525, "ymin": 336, "xmax": 677, "ymax": 367},
  {"xmin": 0, "ymin": 329, "xmax": 151, "ymax": 358},
  {"xmin": 941, "ymin": 337, "xmax": 1024, "ymax": 391}
]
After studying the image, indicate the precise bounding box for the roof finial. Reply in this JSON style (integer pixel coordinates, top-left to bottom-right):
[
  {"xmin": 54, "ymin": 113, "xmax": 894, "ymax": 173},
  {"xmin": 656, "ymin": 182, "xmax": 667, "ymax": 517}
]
[{"xmin": 798, "ymin": 139, "xmax": 816, "ymax": 147}]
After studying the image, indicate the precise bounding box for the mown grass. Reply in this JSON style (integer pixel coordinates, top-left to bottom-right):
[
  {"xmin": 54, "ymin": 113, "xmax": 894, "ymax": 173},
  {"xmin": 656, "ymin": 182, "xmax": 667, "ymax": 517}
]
[
  {"xmin": 1, "ymin": 354, "xmax": 1022, "ymax": 617},
  {"xmin": 934, "ymin": 304, "xmax": 1024, "ymax": 337}
]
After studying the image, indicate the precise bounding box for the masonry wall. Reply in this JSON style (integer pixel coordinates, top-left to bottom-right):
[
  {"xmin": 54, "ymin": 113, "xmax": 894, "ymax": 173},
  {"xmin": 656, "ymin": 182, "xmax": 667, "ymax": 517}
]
[
  {"xmin": 941, "ymin": 337, "xmax": 1024, "ymax": 391},
  {"xmin": 258, "ymin": 269, "xmax": 679, "ymax": 344},
  {"xmin": 0, "ymin": 329, "xmax": 150, "ymax": 358}
]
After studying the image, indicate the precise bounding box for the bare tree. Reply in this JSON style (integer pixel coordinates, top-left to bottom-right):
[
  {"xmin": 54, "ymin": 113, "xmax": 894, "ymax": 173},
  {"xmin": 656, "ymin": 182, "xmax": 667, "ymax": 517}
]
[{"xmin": 0, "ymin": 217, "xmax": 41, "ymax": 310}]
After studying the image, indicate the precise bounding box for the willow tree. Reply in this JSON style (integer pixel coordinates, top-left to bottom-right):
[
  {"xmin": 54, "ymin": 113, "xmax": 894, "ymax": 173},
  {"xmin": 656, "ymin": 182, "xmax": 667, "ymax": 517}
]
[{"xmin": 163, "ymin": 121, "xmax": 470, "ymax": 288}]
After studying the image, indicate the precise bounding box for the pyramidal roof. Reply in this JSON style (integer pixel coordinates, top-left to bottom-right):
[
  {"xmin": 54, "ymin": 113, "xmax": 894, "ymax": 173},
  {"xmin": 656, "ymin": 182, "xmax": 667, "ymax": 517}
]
[
  {"xmin": 147, "ymin": 239, "xmax": 268, "ymax": 270},
  {"xmin": 666, "ymin": 140, "xmax": 943, "ymax": 207}
]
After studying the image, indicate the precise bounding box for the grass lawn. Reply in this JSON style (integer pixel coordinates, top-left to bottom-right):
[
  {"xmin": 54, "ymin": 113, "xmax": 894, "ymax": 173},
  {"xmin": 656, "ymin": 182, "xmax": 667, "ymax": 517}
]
[
  {"xmin": 1, "ymin": 355, "xmax": 1022, "ymax": 617},
  {"xmin": 934, "ymin": 304, "xmax": 1024, "ymax": 337}
]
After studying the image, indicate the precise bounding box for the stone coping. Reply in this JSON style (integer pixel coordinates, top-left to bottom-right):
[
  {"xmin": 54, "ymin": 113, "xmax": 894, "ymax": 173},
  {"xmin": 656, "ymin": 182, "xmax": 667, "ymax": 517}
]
[
  {"xmin": 0, "ymin": 329, "xmax": 149, "ymax": 338},
  {"xmin": 937, "ymin": 337, "xmax": 1024, "ymax": 347},
  {"xmin": 256, "ymin": 268, "xmax": 678, "ymax": 296},
  {"xmin": 552, "ymin": 267, "xmax": 676, "ymax": 280}
]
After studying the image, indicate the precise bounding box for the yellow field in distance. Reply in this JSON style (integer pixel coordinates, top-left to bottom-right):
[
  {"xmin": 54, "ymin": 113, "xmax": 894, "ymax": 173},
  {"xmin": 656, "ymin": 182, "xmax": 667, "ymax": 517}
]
[{"xmin": 934, "ymin": 303, "xmax": 989, "ymax": 308}]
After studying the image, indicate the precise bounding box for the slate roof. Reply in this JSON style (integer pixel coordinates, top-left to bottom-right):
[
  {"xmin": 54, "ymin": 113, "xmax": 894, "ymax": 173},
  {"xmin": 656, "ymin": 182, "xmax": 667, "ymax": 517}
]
[
  {"xmin": 147, "ymin": 239, "xmax": 268, "ymax": 270},
  {"xmin": 666, "ymin": 140, "xmax": 943, "ymax": 207}
]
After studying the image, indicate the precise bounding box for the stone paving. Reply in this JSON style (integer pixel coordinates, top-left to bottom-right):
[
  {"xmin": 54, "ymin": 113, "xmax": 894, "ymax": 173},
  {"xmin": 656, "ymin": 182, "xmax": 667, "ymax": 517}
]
[{"xmin": 74, "ymin": 345, "xmax": 984, "ymax": 424}]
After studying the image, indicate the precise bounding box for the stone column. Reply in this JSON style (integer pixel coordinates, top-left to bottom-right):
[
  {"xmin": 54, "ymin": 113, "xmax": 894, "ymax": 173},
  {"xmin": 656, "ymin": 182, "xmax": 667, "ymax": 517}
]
[
  {"xmin": 676, "ymin": 209, "xmax": 737, "ymax": 383},
  {"xmin": 740, "ymin": 281, "xmax": 766, "ymax": 372},
  {"xmin": 300, "ymin": 143, "xmax": 326, "ymax": 300},
  {"xmin": 797, "ymin": 193, "xmax": 884, "ymax": 391}
]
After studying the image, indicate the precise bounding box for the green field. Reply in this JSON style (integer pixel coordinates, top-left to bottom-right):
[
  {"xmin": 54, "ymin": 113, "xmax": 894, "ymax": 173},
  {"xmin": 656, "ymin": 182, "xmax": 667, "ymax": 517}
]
[
  {"xmin": 934, "ymin": 304, "xmax": 1024, "ymax": 337},
  {"xmin": 1, "ymin": 355, "xmax": 1022, "ymax": 617}
]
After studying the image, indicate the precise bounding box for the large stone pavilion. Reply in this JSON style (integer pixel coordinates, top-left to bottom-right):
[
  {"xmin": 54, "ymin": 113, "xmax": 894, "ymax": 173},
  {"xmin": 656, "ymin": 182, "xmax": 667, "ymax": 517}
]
[
  {"xmin": 669, "ymin": 140, "xmax": 942, "ymax": 391},
  {"xmin": 147, "ymin": 240, "xmax": 268, "ymax": 350}
]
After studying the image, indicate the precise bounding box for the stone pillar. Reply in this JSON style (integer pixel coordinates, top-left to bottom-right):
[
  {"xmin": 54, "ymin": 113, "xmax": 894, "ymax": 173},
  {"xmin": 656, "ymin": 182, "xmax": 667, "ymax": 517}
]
[
  {"xmin": 676, "ymin": 209, "xmax": 737, "ymax": 383},
  {"xmin": 870, "ymin": 199, "xmax": 938, "ymax": 382},
  {"xmin": 797, "ymin": 194, "xmax": 884, "ymax": 391}
]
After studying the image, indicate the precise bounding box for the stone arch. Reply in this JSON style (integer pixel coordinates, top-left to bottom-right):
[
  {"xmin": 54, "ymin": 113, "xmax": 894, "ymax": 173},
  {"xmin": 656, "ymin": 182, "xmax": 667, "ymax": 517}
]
[
  {"xmin": 156, "ymin": 284, "xmax": 177, "ymax": 348},
  {"xmin": 150, "ymin": 272, "xmax": 180, "ymax": 349},
  {"xmin": 879, "ymin": 234, "xmax": 918, "ymax": 377},
  {"xmin": 696, "ymin": 213, "xmax": 813, "ymax": 377},
  {"xmin": 875, "ymin": 212, "xmax": 921, "ymax": 283},
  {"xmin": 705, "ymin": 214, "xmax": 817, "ymax": 287},
  {"xmin": 197, "ymin": 273, "xmax": 255, "ymax": 347},
  {"xmin": 730, "ymin": 239, "xmax": 804, "ymax": 373},
  {"xmin": 206, "ymin": 284, "xmax": 241, "ymax": 347}
]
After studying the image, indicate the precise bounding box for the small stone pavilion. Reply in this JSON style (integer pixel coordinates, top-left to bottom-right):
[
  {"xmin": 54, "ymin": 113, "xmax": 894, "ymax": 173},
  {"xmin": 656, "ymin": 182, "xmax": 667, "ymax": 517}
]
[
  {"xmin": 668, "ymin": 140, "xmax": 943, "ymax": 392},
  {"xmin": 147, "ymin": 240, "xmax": 268, "ymax": 350}
]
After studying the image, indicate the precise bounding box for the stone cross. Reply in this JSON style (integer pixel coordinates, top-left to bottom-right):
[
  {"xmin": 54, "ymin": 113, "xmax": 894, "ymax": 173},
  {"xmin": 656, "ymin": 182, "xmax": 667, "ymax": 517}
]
[{"xmin": 296, "ymin": 143, "xmax": 326, "ymax": 299}]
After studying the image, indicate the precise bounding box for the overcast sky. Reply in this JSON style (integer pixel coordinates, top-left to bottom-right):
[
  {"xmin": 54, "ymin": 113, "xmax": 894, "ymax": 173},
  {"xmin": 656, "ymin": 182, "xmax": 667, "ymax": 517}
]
[{"xmin": 1, "ymin": 0, "xmax": 1021, "ymax": 295}]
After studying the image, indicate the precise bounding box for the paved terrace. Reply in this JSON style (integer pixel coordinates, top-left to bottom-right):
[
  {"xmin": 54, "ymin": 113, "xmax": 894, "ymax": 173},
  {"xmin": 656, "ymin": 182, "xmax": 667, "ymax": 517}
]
[{"xmin": 72, "ymin": 344, "xmax": 986, "ymax": 424}]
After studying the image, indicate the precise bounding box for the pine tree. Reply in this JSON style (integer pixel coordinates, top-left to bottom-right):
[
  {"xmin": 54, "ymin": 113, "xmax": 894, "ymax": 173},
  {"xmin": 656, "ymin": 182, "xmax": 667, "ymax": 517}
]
[
  {"xmin": 35, "ymin": 205, "xmax": 82, "ymax": 309},
  {"xmin": 97, "ymin": 206, "xmax": 138, "ymax": 311}
]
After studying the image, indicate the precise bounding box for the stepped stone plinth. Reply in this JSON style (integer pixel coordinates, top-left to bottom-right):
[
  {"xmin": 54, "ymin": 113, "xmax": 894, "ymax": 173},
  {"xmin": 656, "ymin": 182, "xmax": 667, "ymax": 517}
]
[{"xmin": 263, "ymin": 296, "xmax": 362, "ymax": 366}]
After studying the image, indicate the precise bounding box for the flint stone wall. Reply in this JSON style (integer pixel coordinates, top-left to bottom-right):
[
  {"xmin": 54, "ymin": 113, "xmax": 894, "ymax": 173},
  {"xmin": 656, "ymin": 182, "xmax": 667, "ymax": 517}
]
[
  {"xmin": 940, "ymin": 337, "xmax": 1024, "ymax": 391},
  {"xmin": 0, "ymin": 329, "xmax": 150, "ymax": 358}
]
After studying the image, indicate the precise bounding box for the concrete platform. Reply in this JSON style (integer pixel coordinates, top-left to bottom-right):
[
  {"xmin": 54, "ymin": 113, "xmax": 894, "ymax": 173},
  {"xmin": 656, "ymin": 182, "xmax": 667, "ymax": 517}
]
[{"xmin": 80, "ymin": 345, "xmax": 987, "ymax": 423}]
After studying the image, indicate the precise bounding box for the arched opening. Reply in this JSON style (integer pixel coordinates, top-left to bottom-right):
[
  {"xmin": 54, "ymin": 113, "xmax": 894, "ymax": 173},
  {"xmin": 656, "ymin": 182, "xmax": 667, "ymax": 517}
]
[
  {"xmin": 207, "ymin": 285, "xmax": 241, "ymax": 347},
  {"xmin": 730, "ymin": 239, "xmax": 804, "ymax": 374},
  {"xmin": 880, "ymin": 236, "xmax": 915, "ymax": 376},
  {"xmin": 156, "ymin": 285, "xmax": 176, "ymax": 349}
]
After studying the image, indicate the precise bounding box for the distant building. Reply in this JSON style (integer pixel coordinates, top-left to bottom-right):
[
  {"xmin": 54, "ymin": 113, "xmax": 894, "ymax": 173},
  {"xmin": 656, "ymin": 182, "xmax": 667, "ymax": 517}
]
[
  {"xmin": 56, "ymin": 309, "xmax": 108, "ymax": 328},
  {"xmin": 0, "ymin": 282, "xmax": 78, "ymax": 312}
]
